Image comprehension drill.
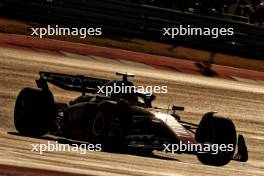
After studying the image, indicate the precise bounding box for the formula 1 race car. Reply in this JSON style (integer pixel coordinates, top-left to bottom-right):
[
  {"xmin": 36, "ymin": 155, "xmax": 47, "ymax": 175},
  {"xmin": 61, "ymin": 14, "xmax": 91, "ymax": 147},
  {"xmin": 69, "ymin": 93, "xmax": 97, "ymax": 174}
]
[{"xmin": 14, "ymin": 71, "xmax": 248, "ymax": 166}]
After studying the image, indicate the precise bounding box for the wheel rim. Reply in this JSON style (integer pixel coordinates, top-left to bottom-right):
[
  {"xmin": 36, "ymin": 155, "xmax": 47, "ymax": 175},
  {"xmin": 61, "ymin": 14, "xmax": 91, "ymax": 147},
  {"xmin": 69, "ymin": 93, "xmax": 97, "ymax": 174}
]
[{"xmin": 92, "ymin": 112, "xmax": 105, "ymax": 136}]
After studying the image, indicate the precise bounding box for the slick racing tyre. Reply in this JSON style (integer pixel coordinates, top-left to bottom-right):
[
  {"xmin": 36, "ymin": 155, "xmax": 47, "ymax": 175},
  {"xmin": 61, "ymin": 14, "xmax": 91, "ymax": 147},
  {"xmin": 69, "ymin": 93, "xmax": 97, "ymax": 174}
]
[
  {"xmin": 90, "ymin": 101, "xmax": 131, "ymax": 150},
  {"xmin": 14, "ymin": 88, "xmax": 56, "ymax": 137},
  {"xmin": 195, "ymin": 112, "xmax": 237, "ymax": 166}
]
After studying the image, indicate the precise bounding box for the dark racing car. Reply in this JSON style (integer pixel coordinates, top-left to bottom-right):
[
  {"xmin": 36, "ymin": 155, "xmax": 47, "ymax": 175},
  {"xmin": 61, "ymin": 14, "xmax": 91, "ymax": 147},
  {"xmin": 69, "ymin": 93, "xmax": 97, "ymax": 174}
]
[{"xmin": 14, "ymin": 71, "xmax": 248, "ymax": 166}]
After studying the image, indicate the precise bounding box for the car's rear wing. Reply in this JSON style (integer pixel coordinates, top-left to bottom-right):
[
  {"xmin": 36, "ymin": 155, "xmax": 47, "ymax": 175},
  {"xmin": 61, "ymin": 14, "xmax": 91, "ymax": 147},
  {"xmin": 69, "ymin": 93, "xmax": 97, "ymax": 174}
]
[{"xmin": 36, "ymin": 71, "xmax": 109, "ymax": 94}]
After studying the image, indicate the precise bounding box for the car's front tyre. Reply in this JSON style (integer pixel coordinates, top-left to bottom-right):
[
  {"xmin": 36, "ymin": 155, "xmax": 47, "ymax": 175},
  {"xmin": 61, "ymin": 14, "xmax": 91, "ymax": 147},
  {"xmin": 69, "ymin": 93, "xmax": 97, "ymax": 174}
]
[{"xmin": 195, "ymin": 112, "xmax": 237, "ymax": 166}]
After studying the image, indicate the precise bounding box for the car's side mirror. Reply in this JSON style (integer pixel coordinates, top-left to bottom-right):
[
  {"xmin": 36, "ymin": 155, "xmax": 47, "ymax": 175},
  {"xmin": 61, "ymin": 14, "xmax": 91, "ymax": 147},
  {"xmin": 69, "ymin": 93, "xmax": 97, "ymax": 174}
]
[
  {"xmin": 172, "ymin": 105, "xmax": 184, "ymax": 112},
  {"xmin": 171, "ymin": 106, "xmax": 184, "ymax": 121}
]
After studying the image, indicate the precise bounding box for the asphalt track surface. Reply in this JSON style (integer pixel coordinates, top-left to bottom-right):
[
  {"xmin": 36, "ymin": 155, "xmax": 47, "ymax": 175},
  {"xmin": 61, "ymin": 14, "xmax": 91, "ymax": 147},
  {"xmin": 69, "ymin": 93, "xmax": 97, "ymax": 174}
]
[{"xmin": 0, "ymin": 41, "xmax": 264, "ymax": 175}]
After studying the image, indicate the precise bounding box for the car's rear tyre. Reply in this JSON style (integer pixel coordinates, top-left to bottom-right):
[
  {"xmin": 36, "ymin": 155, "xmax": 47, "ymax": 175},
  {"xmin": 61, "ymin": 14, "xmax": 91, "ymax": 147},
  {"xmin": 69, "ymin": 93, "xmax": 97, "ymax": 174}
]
[
  {"xmin": 195, "ymin": 112, "xmax": 237, "ymax": 166},
  {"xmin": 14, "ymin": 88, "xmax": 56, "ymax": 137},
  {"xmin": 90, "ymin": 101, "xmax": 131, "ymax": 151}
]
